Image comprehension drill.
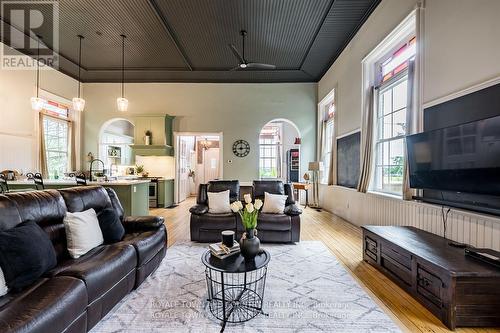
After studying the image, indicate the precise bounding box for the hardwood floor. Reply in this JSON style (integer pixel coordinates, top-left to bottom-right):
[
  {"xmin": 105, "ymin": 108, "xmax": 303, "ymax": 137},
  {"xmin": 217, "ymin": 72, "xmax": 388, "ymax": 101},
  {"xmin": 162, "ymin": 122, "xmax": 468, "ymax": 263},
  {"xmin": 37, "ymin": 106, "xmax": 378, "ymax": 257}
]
[{"xmin": 151, "ymin": 198, "xmax": 500, "ymax": 333}]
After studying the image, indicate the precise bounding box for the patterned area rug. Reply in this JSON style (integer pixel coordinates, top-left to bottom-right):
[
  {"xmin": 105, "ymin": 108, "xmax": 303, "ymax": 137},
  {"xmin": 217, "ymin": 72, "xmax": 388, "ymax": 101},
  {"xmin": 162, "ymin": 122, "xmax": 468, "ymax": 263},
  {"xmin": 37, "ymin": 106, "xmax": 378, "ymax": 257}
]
[{"xmin": 91, "ymin": 241, "xmax": 401, "ymax": 333}]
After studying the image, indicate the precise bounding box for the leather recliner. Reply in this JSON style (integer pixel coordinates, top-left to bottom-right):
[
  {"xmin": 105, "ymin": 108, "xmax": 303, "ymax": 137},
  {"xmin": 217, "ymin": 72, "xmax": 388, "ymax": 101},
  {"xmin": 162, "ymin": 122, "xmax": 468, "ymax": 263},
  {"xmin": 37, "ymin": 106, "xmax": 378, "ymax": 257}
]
[
  {"xmin": 0, "ymin": 186, "xmax": 167, "ymax": 333},
  {"xmin": 190, "ymin": 180, "xmax": 302, "ymax": 243},
  {"xmin": 190, "ymin": 180, "xmax": 240, "ymax": 242}
]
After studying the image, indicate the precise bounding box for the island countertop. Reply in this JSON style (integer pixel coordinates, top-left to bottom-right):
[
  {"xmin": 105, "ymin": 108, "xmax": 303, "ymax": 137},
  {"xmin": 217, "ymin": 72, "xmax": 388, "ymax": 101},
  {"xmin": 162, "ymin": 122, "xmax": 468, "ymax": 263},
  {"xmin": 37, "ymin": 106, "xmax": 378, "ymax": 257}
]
[{"xmin": 8, "ymin": 179, "xmax": 151, "ymax": 186}]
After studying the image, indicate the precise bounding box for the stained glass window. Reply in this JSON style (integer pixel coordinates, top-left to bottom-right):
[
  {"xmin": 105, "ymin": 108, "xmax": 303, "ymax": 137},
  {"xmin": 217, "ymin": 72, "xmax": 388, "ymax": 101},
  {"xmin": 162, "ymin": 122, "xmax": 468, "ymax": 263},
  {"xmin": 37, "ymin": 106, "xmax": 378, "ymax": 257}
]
[{"xmin": 381, "ymin": 36, "xmax": 416, "ymax": 83}]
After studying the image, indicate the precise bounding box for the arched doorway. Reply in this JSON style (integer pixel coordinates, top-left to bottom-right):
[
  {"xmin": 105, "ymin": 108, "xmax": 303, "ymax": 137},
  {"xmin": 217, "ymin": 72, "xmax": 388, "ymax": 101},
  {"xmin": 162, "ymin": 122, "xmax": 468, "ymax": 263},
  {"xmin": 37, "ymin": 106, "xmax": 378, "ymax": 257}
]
[
  {"xmin": 258, "ymin": 119, "xmax": 301, "ymax": 181},
  {"xmin": 98, "ymin": 118, "xmax": 135, "ymax": 175}
]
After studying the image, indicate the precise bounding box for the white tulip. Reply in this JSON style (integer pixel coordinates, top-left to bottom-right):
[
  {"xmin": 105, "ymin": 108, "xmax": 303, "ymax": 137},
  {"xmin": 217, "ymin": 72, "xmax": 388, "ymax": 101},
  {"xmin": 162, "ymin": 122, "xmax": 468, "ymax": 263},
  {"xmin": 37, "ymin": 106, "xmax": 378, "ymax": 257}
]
[
  {"xmin": 230, "ymin": 202, "xmax": 240, "ymax": 213},
  {"xmin": 244, "ymin": 193, "xmax": 252, "ymax": 204},
  {"xmin": 236, "ymin": 201, "xmax": 243, "ymax": 209},
  {"xmin": 246, "ymin": 203, "xmax": 255, "ymax": 213},
  {"xmin": 254, "ymin": 199, "xmax": 263, "ymax": 210}
]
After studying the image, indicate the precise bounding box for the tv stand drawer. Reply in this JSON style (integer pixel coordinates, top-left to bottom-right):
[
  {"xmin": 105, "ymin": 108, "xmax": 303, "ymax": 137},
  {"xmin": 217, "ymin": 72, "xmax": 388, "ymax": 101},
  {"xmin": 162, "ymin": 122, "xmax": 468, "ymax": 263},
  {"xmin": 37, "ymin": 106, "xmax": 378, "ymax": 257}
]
[{"xmin": 417, "ymin": 265, "xmax": 443, "ymax": 307}]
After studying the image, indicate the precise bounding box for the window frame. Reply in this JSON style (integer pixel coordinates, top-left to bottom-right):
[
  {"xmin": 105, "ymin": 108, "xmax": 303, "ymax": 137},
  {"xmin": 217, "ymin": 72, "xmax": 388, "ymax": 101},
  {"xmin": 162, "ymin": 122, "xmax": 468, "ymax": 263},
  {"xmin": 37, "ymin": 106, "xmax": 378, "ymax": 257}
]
[
  {"xmin": 259, "ymin": 123, "xmax": 283, "ymax": 179},
  {"xmin": 42, "ymin": 111, "xmax": 71, "ymax": 178},
  {"xmin": 320, "ymin": 118, "xmax": 334, "ymax": 184},
  {"xmin": 371, "ymin": 71, "xmax": 409, "ymax": 196},
  {"xmin": 317, "ymin": 89, "xmax": 336, "ymax": 185}
]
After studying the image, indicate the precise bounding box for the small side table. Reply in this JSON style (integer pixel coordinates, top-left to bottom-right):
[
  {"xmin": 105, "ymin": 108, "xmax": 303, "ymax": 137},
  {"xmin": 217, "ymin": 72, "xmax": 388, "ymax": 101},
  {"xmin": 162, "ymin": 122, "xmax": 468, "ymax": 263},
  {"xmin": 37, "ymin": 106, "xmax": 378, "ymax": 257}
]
[
  {"xmin": 292, "ymin": 182, "xmax": 309, "ymax": 208},
  {"xmin": 202, "ymin": 250, "xmax": 271, "ymax": 332}
]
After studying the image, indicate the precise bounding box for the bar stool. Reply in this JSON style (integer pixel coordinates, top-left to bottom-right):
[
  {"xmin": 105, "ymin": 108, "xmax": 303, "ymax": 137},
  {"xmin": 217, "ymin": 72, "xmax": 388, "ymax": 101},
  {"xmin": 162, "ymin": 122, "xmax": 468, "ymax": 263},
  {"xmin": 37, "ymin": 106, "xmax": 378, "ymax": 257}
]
[
  {"xmin": 26, "ymin": 173, "xmax": 45, "ymax": 190},
  {"xmin": 70, "ymin": 172, "xmax": 87, "ymax": 186},
  {"xmin": 0, "ymin": 174, "xmax": 8, "ymax": 193}
]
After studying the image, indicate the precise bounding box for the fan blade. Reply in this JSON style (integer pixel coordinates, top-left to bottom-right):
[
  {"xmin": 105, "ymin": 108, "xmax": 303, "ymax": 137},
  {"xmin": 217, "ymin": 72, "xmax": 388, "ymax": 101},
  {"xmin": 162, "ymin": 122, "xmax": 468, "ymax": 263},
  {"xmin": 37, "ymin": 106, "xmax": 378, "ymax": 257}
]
[
  {"xmin": 228, "ymin": 44, "xmax": 245, "ymax": 64},
  {"xmin": 246, "ymin": 63, "xmax": 276, "ymax": 70}
]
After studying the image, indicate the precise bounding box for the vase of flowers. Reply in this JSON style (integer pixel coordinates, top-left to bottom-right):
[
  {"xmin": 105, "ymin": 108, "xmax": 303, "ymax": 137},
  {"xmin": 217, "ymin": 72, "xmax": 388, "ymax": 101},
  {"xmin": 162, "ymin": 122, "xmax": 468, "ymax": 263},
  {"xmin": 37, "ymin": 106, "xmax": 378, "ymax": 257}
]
[{"xmin": 230, "ymin": 194, "xmax": 263, "ymax": 261}]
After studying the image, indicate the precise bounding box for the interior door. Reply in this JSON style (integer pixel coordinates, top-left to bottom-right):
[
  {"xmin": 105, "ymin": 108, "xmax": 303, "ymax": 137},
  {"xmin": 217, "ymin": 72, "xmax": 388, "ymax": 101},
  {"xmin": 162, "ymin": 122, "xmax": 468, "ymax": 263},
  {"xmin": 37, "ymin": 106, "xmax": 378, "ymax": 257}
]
[
  {"xmin": 204, "ymin": 148, "xmax": 220, "ymax": 182},
  {"xmin": 177, "ymin": 136, "xmax": 191, "ymax": 202}
]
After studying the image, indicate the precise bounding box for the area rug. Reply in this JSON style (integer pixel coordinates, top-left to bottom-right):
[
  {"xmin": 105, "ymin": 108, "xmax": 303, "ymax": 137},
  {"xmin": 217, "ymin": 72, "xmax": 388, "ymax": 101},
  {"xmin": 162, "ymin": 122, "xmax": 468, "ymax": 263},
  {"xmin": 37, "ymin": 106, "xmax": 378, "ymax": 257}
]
[{"xmin": 91, "ymin": 241, "xmax": 401, "ymax": 332}]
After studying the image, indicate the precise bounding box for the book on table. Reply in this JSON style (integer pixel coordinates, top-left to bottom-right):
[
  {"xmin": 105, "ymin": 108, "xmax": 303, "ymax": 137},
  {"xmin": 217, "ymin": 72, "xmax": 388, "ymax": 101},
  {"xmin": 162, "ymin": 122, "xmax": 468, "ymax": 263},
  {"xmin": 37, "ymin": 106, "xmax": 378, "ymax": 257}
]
[{"xmin": 209, "ymin": 241, "xmax": 240, "ymax": 259}]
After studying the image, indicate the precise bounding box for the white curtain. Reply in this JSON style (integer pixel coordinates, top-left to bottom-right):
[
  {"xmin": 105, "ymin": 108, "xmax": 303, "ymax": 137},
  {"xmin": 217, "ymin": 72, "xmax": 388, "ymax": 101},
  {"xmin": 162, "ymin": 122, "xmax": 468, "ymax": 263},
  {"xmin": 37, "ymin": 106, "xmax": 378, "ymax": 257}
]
[
  {"xmin": 403, "ymin": 60, "xmax": 417, "ymax": 200},
  {"xmin": 327, "ymin": 115, "xmax": 338, "ymax": 186},
  {"xmin": 38, "ymin": 114, "xmax": 49, "ymax": 178},
  {"xmin": 357, "ymin": 87, "xmax": 376, "ymax": 192}
]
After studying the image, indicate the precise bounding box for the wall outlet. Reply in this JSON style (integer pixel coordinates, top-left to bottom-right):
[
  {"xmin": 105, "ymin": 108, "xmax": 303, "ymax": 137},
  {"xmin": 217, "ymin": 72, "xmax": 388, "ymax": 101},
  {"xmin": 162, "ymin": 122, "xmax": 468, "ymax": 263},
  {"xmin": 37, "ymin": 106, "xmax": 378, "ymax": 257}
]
[{"xmin": 133, "ymin": 186, "xmax": 137, "ymax": 193}]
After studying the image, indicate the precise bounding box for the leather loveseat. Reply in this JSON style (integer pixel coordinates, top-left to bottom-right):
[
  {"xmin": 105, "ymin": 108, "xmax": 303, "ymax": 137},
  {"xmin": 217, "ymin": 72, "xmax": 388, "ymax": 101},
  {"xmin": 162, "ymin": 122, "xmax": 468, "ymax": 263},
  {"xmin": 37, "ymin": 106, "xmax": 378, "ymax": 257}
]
[
  {"xmin": 0, "ymin": 186, "xmax": 167, "ymax": 333},
  {"xmin": 190, "ymin": 180, "xmax": 301, "ymax": 243}
]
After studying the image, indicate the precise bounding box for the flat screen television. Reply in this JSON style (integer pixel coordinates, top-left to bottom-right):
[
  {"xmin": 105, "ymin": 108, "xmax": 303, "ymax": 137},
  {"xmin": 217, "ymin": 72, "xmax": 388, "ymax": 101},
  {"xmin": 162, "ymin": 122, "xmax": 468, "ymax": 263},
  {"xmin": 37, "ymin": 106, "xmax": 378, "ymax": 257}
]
[{"xmin": 406, "ymin": 115, "xmax": 500, "ymax": 196}]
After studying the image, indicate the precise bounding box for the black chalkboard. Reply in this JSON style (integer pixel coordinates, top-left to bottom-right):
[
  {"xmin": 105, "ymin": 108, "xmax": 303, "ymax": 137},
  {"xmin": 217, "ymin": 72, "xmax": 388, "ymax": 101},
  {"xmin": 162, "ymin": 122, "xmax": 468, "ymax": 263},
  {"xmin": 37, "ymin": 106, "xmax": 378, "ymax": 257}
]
[{"xmin": 337, "ymin": 131, "xmax": 360, "ymax": 188}]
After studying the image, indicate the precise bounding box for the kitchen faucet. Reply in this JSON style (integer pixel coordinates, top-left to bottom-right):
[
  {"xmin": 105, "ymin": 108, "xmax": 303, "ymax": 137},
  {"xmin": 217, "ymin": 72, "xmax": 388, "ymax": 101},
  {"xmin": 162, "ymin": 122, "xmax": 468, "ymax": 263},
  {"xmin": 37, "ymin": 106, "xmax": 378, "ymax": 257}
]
[{"xmin": 89, "ymin": 159, "xmax": 105, "ymax": 182}]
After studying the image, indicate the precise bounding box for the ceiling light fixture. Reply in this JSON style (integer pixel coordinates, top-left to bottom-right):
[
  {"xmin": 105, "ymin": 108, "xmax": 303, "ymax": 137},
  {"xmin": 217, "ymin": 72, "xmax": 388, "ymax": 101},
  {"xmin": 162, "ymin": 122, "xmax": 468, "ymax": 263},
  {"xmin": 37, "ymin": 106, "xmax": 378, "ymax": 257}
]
[
  {"xmin": 72, "ymin": 35, "xmax": 85, "ymax": 112},
  {"xmin": 31, "ymin": 35, "xmax": 45, "ymax": 111},
  {"xmin": 116, "ymin": 34, "xmax": 128, "ymax": 112}
]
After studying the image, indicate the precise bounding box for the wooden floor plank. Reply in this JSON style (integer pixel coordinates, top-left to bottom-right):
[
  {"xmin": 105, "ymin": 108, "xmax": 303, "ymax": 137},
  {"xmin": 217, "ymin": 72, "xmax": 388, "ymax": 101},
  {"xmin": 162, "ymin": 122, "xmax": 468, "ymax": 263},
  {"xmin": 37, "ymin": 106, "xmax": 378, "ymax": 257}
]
[{"xmin": 151, "ymin": 198, "xmax": 500, "ymax": 333}]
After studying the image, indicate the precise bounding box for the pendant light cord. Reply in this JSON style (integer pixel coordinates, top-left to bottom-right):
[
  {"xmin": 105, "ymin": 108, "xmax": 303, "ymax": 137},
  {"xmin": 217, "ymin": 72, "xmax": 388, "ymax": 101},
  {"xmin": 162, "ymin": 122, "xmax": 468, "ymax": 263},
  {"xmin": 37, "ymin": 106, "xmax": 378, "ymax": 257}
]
[
  {"xmin": 36, "ymin": 37, "xmax": 40, "ymax": 98},
  {"xmin": 242, "ymin": 31, "xmax": 245, "ymax": 63},
  {"xmin": 120, "ymin": 35, "xmax": 126, "ymax": 98},
  {"xmin": 77, "ymin": 35, "xmax": 83, "ymax": 98}
]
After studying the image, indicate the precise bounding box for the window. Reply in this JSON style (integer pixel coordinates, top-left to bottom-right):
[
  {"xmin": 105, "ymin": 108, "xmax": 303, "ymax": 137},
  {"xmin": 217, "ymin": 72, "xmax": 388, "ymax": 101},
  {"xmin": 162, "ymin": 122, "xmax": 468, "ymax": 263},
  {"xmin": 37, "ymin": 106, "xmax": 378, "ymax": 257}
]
[
  {"xmin": 371, "ymin": 36, "xmax": 415, "ymax": 195},
  {"xmin": 41, "ymin": 101, "xmax": 71, "ymax": 178},
  {"xmin": 319, "ymin": 97, "xmax": 335, "ymax": 184},
  {"xmin": 259, "ymin": 124, "xmax": 282, "ymax": 178},
  {"xmin": 321, "ymin": 103, "xmax": 335, "ymax": 184}
]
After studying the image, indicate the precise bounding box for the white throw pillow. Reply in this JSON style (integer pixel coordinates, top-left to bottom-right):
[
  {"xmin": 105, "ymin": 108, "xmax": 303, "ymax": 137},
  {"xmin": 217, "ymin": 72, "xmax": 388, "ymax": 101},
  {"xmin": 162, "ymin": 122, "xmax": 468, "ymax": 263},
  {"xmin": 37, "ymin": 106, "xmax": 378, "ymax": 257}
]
[
  {"xmin": 0, "ymin": 267, "xmax": 8, "ymax": 296},
  {"xmin": 208, "ymin": 190, "xmax": 231, "ymax": 214},
  {"xmin": 262, "ymin": 192, "xmax": 288, "ymax": 214},
  {"xmin": 63, "ymin": 208, "xmax": 104, "ymax": 259}
]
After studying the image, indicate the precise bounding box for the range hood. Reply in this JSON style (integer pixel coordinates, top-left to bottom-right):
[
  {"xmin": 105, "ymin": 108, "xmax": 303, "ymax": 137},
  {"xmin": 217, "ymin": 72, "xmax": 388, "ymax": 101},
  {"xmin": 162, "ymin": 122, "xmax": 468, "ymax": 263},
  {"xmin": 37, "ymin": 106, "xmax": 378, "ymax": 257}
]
[{"xmin": 130, "ymin": 115, "xmax": 174, "ymax": 157}]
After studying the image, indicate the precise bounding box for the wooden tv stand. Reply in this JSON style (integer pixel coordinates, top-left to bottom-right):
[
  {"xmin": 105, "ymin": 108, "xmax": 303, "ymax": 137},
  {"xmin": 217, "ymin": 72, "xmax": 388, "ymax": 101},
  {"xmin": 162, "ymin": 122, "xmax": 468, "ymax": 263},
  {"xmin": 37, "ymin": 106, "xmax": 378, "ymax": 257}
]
[{"xmin": 362, "ymin": 226, "xmax": 500, "ymax": 329}]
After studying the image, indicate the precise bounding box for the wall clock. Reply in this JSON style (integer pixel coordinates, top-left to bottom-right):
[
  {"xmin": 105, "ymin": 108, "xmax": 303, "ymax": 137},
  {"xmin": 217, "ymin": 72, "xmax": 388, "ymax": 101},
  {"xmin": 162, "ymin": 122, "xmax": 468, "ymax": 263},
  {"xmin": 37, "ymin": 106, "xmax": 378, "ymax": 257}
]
[{"xmin": 232, "ymin": 140, "xmax": 250, "ymax": 157}]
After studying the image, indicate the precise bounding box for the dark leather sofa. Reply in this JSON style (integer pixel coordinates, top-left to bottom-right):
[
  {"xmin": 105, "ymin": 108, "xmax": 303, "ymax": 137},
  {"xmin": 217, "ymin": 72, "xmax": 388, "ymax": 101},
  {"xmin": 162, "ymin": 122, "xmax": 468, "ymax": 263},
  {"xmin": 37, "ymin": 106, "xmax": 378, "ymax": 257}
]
[
  {"xmin": 0, "ymin": 186, "xmax": 167, "ymax": 333},
  {"xmin": 190, "ymin": 180, "xmax": 301, "ymax": 243}
]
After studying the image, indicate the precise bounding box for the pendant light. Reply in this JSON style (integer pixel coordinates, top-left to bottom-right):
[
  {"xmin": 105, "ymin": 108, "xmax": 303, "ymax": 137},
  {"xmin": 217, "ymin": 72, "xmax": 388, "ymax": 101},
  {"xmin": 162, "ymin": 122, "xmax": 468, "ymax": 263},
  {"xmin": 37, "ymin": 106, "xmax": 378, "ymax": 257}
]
[
  {"xmin": 116, "ymin": 34, "xmax": 128, "ymax": 112},
  {"xmin": 31, "ymin": 36, "xmax": 45, "ymax": 111},
  {"xmin": 72, "ymin": 35, "xmax": 85, "ymax": 111}
]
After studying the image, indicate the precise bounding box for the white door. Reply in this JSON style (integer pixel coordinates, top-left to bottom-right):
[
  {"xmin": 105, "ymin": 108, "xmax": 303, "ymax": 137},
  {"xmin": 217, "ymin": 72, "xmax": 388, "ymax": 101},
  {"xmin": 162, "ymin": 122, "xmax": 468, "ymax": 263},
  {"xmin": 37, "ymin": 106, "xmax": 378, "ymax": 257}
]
[
  {"xmin": 204, "ymin": 148, "xmax": 220, "ymax": 182},
  {"xmin": 177, "ymin": 136, "xmax": 191, "ymax": 203}
]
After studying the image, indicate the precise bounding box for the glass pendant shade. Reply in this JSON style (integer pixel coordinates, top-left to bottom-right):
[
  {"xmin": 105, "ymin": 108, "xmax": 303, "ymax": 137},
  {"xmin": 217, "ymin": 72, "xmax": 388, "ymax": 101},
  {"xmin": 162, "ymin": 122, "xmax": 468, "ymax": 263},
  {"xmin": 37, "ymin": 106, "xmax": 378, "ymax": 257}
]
[
  {"xmin": 31, "ymin": 97, "xmax": 45, "ymax": 111},
  {"xmin": 72, "ymin": 97, "xmax": 86, "ymax": 111},
  {"xmin": 116, "ymin": 97, "xmax": 128, "ymax": 112},
  {"xmin": 73, "ymin": 35, "xmax": 85, "ymax": 111}
]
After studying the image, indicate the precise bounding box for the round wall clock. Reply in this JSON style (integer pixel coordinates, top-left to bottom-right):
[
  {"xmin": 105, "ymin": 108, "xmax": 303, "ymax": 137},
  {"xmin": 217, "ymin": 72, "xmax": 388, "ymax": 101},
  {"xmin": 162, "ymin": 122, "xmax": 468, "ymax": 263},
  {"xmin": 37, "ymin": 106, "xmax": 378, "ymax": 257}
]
[{"xmin": 232, "ymin": 140, "xmax": 250, "ymax": 157}]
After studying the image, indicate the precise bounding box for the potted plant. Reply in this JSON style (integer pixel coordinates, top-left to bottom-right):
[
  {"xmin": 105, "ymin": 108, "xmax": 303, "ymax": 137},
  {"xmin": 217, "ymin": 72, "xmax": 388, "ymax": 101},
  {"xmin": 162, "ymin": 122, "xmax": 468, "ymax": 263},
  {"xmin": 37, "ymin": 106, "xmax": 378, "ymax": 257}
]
[
  {"xmin": 144, "ymin": 130, "xmax": 152, "ymax": 145},
  {"xmin": 230, "ymin": 194, "xmax": 263, "ymax": 260},
  {"xmin": 135, "ymin": 165, "xmax": 148, "ymax": 177}
]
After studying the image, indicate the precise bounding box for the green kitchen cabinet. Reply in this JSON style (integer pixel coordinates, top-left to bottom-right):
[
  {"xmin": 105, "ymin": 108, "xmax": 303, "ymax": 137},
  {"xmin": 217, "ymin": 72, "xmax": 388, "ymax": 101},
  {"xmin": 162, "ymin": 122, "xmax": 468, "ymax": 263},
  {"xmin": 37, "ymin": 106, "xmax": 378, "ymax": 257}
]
[{"xmin": 158, "ymin": 179, "xmax": 174, "ymax": 208}]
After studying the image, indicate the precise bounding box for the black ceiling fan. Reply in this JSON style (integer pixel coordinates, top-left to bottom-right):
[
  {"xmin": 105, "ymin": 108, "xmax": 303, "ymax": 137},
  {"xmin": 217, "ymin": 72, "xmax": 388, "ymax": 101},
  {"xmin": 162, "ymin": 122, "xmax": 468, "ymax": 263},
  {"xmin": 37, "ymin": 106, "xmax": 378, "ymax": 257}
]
[{"xmin": 228, "ymin": 30, "xmax": 276, "ymax": 71}]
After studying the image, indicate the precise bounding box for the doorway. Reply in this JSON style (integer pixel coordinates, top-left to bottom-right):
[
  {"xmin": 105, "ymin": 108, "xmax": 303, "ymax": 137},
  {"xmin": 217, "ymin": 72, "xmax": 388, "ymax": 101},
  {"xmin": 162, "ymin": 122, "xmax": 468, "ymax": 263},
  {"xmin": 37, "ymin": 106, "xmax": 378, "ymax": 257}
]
[
  {"xmin": 258, "ymin": 119, "xmax": 301, "ymax": 182},
  {"xmin": 98, "ymin": 118, "xmax": 135, "ymax": 176},
  {"xmin": 174, "ymin": 132, "xmax": 223, "ymax": 203}
]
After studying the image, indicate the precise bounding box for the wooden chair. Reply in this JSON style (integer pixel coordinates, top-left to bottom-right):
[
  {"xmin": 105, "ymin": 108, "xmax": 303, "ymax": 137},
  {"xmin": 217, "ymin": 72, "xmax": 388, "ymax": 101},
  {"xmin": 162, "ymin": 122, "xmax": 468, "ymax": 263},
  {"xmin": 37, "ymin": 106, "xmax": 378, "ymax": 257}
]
[{"xmin": 26, "ymin": 173, "xmax": 45, "ymax": 190}]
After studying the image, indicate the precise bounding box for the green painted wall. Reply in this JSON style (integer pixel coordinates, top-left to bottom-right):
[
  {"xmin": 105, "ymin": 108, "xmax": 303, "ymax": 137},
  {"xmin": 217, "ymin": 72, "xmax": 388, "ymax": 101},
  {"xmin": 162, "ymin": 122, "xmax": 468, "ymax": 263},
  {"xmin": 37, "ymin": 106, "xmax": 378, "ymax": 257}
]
[{"xmin": 82, "ymin": 83, "xmax": 317, "ymax": 182}]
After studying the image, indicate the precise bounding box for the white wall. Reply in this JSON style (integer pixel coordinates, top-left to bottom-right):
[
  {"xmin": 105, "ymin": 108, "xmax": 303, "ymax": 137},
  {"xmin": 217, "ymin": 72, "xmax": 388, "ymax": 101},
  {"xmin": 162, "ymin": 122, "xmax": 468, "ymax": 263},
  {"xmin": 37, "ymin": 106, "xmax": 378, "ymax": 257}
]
[
  {"xmin": 82, "ymin": 82, "xmax": 317, "ymax": 182},
  {"xmin": 318, "ymin": 0, "xmax": 500, "ymax": 248},
  {"xmin": 0, "ymin": 42, "xmax": 79, "ymax": 173}
]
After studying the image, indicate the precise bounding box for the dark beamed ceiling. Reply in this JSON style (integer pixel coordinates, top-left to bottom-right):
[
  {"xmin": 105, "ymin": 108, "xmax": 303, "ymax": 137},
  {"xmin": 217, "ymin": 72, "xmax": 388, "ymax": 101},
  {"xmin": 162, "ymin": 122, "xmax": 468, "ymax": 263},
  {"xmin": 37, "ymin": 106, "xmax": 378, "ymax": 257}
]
[{"xmin": 0, "ymin": 0, "xmax": 380, "ymax": 83}]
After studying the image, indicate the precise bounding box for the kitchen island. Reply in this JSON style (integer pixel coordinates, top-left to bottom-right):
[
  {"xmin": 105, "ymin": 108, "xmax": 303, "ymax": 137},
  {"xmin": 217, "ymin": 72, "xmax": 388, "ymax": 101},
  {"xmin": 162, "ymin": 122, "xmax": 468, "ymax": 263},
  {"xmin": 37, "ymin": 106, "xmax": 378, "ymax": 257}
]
[{"xmin": 8, "ymin": 179, "xmax": 150, "ymax": 216}]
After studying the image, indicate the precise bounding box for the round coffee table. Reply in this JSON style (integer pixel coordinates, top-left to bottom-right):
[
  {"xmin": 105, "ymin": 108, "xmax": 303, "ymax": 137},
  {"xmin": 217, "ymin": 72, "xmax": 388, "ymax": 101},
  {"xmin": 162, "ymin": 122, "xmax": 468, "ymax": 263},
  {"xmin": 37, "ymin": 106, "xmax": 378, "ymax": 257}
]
[{"xmin": 202, "ymin": 249, "xmax": 271, "ymax": 332}]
